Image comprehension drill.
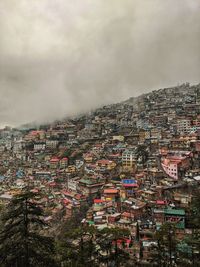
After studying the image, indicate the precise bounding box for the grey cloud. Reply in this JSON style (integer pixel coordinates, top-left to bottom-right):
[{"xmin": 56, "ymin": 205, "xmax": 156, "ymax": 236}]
[{"xmin": 0, "ymin": 0, "xmax": 200, "ymax": 127}]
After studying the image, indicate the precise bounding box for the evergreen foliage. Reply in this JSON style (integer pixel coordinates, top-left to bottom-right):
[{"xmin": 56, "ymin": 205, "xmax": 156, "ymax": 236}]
[{"xmin": 0, "ymin": 191, "xmax": 56, "ymax": 267}]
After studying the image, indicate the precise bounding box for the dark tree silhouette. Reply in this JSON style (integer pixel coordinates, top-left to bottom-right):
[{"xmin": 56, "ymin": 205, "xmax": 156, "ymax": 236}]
[
  {"xmin": 0, "ymin": 191, "xmax": 56, "ymax": 267},
  {"xmin": 136, "ymin": 144, "xmax": 149, "ymax": 166},
  {"xmin": 96, "ymin": 227, "xmax": 130, "ymax": 267}
]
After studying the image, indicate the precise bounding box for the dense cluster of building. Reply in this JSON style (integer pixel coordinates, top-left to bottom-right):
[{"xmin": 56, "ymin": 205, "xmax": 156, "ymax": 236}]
[{"xmin": 0, "ymin": 83, "xmax": 200, "ymax": 264}]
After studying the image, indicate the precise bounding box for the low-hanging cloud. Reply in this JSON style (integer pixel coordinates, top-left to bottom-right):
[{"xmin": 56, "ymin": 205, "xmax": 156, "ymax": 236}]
[{"xmin": 0, "ymin": 0, "xmax": 200, "ymax": 126}]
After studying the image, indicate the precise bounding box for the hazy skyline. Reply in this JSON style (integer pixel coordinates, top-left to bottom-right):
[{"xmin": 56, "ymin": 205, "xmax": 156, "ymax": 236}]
[{"xmin": 0, "ymin": 0, "xmax": 200, "ymax": 127}]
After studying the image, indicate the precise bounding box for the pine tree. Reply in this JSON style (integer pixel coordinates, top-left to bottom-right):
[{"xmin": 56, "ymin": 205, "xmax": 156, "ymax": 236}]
[
  {"xmin": 96, "ymin": 227, "xmax": 130, "ymax": 267},
  {"xmin": 154, "ymin": 222, "xmax": 177, "ymax": 267},
  {"xmin": 177, "ymin": 189, "xmax": 200, "ymax": 266},
  {"xmin": 57, "ymin": 224, "xmax": 97, "ymax": 267},
  {"xmin": 0, "ymin": 191, "xmax": 56, "ymax": 267},
  {"xmin": 136, "ymin": 144, "xmax": 149, "ymax": 166}
]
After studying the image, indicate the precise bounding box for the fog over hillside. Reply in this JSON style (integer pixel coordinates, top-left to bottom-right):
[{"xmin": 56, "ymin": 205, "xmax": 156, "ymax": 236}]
[{"xmin": 0, "ymin": 0, "xmax": 200, "ymax": 126}]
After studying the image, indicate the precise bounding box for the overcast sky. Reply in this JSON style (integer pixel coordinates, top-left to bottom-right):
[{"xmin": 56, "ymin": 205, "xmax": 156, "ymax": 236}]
[{"xmin": 0, "ymin": 0, "xmax": 200, "ymax": 127}]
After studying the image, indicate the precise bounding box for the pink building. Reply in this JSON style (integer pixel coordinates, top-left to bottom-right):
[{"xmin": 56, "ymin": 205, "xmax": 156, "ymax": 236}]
[{"xmin": 161, "ymin": 154, "xmax": 191, "ymax": 179}]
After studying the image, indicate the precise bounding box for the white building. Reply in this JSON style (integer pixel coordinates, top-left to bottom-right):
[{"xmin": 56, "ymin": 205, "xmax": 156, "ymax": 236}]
[
  {"xmin": 13, "ymin": 140, "xmax": 25, "ymax": 152},
  {"xmin": 46, "ymin": 140, "xmax": 59, "ymax": 149},
  {"xmin": 122, "ymin": 150, "xmax": 136, "ymax": 168},
  {"xmin": 177, "ymin": 119, "xmax": 191, "ymax": 134},
  {"xmin": 68, "ymin": 178, "xmax": 79, "ymax": 191},
  {"xmin": 34, "ymin": 142, "xmax": 46, "ymax": 151}
]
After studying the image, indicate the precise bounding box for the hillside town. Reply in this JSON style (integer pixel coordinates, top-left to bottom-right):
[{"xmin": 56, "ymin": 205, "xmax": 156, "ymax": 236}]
[{"xmin": 0, "ymin": 83, "xmax": 200, "ymax": 266}]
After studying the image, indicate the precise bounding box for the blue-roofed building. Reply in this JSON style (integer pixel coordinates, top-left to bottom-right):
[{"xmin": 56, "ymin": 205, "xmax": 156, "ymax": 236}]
[
  {"xmin": 0, "ymin": 175, "xmax": 5, "ymax": 181},
  {"xmin": 122, "ymin": 179, "xmax": 138, "ymax": 197},
  {"xmin": 16, "ymin": 169, "xmax": 24, "ymax": 179}
]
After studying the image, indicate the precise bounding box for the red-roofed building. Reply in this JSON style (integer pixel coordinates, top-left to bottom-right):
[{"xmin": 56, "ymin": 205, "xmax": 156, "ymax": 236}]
[
  {"xmin": 121, "ymin": 179, "xmax": 138, "ymax": 198},
  {"xmin": 25, "ymin": 130, "xmax": 45, "ymax": 141},
  {"xmin": 121, "ymin": 212, "xmax": 132, "ymax": 221},
  {"xmin": 48, "ymin": 182, "xmax": 57, "ymax": 187},
  {"xmin": 50, "ymin": 157, "xmax": 60, "ymax": 169},
  {"xmin": 108, "ymin": 153, "xmax": 121, "ymax": 160},
  {"xmin": 103, "ymin": 189, "xmax": 119, "ymax": 200},
  {"xmin": 94, "ymin": 199, "xmax": 104, "ymax": 204},
  {"xmin": 155, "ymin": 200, "xmax": 168, "ymax": 209}
]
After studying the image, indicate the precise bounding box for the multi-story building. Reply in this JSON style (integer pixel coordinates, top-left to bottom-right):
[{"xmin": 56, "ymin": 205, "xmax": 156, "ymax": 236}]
[
  {"xmin": 161, "ymin": 152, "xmax": 191, "ymax": 179},
  {"xmin": 34, "ymin": 142, "xmax": 46, "ymax": 151},
  {"xmin": 177, "ymin": 119, "xmax": 191, "ymax": 134},
  {"xmin": 46, "ymin": 140, "xmax": 59, "ymax": 149},
  {"xmin": 78, "ymin": 178, "xmax": 104, "ymax": 197},
  {"xmin": 122, "ymin": 150, "xmax": 136, "ymax": 170},
  {"xmin": 60, "ymin": 157, "xmax": 68, "ymax": 169}
]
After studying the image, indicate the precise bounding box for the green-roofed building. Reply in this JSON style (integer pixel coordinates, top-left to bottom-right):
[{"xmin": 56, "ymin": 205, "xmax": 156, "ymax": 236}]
[
  {"xmin": 88, "ymin": 220, "xmax": 95, "ymax": 225},
  {"xmin": 79, "ymin": 179, "xmax": 94, "ymax": 185},
  {"xmin": 164, "ymin": 208, "xmax": 185, "ymax": 229}
]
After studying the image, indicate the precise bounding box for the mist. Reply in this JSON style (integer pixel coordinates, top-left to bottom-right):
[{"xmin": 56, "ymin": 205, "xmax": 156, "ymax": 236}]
[{"xmin": 0, "ymin": 0, "xmax": 200, "ymax": 127}]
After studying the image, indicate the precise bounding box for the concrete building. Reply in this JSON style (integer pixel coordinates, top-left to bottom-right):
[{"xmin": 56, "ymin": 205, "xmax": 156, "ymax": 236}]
[
  {"xmin": 122, "ymin": 150, "xmax": 136, "ymax": 170},
  {"xmin": 177, "ymin": 119, "xmax": 191, "ymax": 134}
]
